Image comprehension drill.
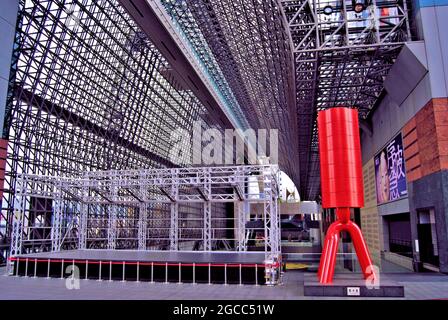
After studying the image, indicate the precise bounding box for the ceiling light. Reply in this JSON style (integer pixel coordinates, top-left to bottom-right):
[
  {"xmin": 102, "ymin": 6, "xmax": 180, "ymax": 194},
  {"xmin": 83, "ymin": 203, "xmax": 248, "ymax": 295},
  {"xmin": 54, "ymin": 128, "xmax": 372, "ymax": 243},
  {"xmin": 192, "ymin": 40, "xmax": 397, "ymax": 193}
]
[{"xmin": 323, "ymin": 5, "xmax": 333, "ymax": 15}]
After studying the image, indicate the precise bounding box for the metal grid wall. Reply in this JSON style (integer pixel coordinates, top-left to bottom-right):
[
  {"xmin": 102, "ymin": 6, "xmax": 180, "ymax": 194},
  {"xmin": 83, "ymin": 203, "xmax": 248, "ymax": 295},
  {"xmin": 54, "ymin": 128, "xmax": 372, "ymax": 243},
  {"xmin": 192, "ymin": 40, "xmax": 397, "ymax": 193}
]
[{"xmin": 1, "ymin": 0, "xmax": 231, "ymax": 263}]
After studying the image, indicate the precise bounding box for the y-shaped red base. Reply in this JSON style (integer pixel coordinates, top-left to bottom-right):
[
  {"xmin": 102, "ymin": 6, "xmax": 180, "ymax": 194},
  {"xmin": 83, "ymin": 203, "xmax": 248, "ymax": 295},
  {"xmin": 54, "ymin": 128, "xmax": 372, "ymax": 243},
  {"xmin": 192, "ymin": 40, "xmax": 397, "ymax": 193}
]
[{"xmin": 318, "ymin": 208, "xmax": 376, "ymax": 284}]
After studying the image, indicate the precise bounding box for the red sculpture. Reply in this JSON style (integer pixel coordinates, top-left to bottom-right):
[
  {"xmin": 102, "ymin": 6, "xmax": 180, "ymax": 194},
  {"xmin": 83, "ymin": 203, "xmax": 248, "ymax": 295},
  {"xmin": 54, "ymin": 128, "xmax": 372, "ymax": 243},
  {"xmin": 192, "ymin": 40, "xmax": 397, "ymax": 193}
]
[{"xmin": 317, "ymin": 107, "xmax": 376, "ymax": 284}]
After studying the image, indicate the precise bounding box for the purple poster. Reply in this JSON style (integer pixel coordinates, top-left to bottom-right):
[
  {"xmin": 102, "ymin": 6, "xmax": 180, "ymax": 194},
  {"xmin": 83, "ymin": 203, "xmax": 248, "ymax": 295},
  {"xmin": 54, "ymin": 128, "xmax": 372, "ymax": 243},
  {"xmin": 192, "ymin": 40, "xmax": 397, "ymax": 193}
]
[{"xmin": 374, "ymin": 133, "xmax": 408, "ymax": 204}]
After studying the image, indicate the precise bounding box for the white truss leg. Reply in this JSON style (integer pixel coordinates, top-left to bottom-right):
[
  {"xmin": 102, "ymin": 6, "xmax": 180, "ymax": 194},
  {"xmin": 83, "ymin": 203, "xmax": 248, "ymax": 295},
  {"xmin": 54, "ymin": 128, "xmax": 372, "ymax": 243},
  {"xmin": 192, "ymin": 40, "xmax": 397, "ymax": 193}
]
[
  {"xmin": 51, "ymin": 182, "xmax": 64, "ymax": 252},
  {"xmin": 138, "ymin": 203, "xmax": 148, "ymax": 250},
  {"xmin": 236, "ymin": 201, "xmax": 246, "ymax": 251},
  {"xmin": 263, "ymin": 176, "xmax": 273, "ymax": 260},
  {"xmin": 78, "ymin": 176, "xmax": 88, "ymax": 250},
  {"xmin": 78, "ymin": 204, "xmax": 88, "ymax": 249},
  {"xmin": 10, "ymin": 177, "xmax": 25, "ymax": 256},
  {"xmin": 107, "ymin": 179, "xmax": 118, "ymax": 250},
  {"xmin": 169, "ymin": 203, "xmax": 178, "ymax": 250},
  {"xmin": 170, "ymin": 169, "xmax": 179, "ymax": 250},
  {"xmin": 203, "ymin": 170, "xmax": 212, "ymax": 251},
  {"xmin": 203, "ymin": 202, "xmax": 211, "ymax": 251}
]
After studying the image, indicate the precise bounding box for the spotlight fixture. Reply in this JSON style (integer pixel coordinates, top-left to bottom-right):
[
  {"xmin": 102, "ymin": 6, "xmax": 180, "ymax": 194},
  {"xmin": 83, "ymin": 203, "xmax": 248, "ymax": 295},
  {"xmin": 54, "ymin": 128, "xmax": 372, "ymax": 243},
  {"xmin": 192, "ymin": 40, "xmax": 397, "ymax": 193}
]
[{"xmin": 323, "ymin": 5, "xmax": 333, "ymax": 15}]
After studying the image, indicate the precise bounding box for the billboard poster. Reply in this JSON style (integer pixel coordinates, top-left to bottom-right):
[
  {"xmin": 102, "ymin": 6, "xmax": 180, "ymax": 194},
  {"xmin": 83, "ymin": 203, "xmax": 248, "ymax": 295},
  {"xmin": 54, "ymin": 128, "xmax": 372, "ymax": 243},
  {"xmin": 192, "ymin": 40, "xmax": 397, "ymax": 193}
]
[{"xmin": 374, "ymin": 132, "xmax": 408, "ymax": 204}]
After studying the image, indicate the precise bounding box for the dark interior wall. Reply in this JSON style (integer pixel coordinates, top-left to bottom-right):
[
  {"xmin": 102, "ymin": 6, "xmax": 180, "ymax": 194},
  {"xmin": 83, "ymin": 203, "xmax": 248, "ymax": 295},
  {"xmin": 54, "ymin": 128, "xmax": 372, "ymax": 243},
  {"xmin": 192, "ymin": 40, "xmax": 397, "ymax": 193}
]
[
  {"xmin": 385, "ymin": 213, "xmax": 412, "ymax": 257},
  {"xmin": 408, "ymin": 169, "xmax": 448, "ymax": 273}
]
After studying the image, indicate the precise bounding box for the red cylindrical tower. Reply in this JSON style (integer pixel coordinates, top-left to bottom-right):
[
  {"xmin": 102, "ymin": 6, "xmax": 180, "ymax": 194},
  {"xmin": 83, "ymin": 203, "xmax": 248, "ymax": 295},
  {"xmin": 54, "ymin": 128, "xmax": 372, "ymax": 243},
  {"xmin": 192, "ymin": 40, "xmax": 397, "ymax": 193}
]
[
  {"xmin": 317, "ymin": 107, "xmax": 375, "ymax": 284},
  {"xmin": 318, "ymin": 107, "xmax": 364, "ymax": 208}
]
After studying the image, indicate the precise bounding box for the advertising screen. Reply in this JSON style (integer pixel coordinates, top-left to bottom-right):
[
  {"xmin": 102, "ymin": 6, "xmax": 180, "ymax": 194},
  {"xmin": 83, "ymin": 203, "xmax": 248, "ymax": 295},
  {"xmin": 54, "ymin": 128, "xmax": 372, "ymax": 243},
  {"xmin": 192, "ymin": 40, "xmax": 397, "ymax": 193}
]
[{"xmin": 374, "ymin": 132, "xmax": 408, "ymax": 204}]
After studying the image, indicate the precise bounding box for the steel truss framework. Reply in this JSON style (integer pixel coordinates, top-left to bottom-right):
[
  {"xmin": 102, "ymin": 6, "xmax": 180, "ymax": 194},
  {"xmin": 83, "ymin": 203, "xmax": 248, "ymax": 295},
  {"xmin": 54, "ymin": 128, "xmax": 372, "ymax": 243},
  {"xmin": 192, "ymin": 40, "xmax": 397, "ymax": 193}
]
[
  {"xmin": 10, "ymin": 165, "xmax": 281, "ymax": 261},
  {"xmin": 281, "ymin": 0, "xmax": 411, "ymax": 199},
  {"xmin": 159, "ymin": 0, "xmax": 300, "ymax": 185},
  {"xmin": 155, "ymin": 0, "xmax": 411, "ymax": 200},
  {"xmin": 0, "ymin": 0, "xmax": 235, "ymax": 264},
  {"xmin": 1, "ymin": 0, "xmax": 413, "ymax": 264}
]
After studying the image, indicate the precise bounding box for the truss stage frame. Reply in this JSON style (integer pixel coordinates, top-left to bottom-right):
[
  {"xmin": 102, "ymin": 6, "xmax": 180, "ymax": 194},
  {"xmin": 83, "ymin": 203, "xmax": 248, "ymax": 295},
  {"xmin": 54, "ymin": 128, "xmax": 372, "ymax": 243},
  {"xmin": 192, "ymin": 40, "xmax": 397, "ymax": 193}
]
[{"xmin": 10, "ymin": 165, "xmax": 281, "ymax": 265}]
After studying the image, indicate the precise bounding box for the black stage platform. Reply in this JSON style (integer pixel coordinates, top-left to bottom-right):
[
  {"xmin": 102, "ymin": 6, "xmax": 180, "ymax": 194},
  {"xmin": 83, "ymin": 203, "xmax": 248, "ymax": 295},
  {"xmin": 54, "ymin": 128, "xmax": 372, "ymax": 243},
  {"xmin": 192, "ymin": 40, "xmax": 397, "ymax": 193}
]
[
  {"xmin": 303, "ymin": 273, "xmax": 405, "ymax": 297},
  {"xmin": 9, "ymin": 250, "xmax": 269, "ymax": 285}
]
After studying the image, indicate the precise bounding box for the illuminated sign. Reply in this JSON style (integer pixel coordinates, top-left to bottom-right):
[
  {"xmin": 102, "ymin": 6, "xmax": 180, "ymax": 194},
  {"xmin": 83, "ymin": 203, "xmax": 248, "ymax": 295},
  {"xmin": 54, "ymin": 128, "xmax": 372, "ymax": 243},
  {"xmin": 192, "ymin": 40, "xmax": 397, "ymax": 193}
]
[{"xmin": 374, "ymin": 133, "xmax": 407, "ymax": 204}]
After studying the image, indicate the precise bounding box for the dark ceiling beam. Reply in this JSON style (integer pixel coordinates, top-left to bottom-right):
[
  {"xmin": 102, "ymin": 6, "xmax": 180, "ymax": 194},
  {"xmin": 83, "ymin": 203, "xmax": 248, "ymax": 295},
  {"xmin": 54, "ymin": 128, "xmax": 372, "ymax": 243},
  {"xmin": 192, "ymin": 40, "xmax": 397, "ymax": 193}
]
[
  {"xmin": 124, "ymin": 187, "xmax": 144, "ymax": 203},
  {"xmin": 160, "ymin": 187, "xmax": 176, "ymax": 202},
  {"xmin": 196, "ymin": 187, "xmax": 209, "ymax": 201},
  {"xmin": 91, "ymin": 188, "xmax": 113, "ymax": 203}
]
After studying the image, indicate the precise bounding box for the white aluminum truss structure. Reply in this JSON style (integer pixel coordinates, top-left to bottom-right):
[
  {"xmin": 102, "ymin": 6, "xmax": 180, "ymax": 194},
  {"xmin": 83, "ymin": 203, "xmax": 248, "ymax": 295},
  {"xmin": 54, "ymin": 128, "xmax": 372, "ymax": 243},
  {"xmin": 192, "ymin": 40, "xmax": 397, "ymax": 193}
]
[{"xmin": 10, "ymin": 165, "xmax": 281, "ymax": 261}]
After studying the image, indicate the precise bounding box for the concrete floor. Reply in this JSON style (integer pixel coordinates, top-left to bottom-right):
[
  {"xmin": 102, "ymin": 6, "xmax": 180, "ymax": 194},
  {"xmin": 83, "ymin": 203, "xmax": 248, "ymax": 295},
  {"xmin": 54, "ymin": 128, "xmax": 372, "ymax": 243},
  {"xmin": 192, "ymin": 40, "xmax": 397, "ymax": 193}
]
[{"xmin": 1, "ymin": 267, "xmax": 448, "ymax": 300}]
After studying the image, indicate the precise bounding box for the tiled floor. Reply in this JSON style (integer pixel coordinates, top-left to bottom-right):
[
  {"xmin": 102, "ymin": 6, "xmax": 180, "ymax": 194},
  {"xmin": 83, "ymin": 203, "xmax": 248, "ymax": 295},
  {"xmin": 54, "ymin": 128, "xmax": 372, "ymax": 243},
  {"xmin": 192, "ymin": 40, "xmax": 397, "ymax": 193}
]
[{"xmin": 1, "ymin": 267, "xmax": 447, "ymax": 300}]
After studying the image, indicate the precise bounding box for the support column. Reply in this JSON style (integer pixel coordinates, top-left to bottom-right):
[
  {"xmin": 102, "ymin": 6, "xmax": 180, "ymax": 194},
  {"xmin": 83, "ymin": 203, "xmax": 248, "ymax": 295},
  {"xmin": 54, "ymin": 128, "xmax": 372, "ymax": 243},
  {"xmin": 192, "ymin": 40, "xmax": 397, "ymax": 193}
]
[
  {"xmin": 235, "ymin": 167, "xmax": 246, "ymax": 251},
  {"xmin": 204, "ymin": 202, "xmax": 211, "ymax": 251},
  {"xmin": 271, "ymin": 185, "xmax": 280, "ymax": 256},
  {"xmin": 262, "ymin": 166, "xmax": 281, "ymax": 260},
  {"xmin": 51, "ymin": 182, "xmax": 64, "ymax": 251},
  {"xmin": 78, "ymin": 175, "xmax": 88, "ymax": 250},
  {"xmin": 138, "ymin": 203, "xmax": 148, "ymax": 250},
  {"xmin": 10, "ymin": 176, "xmax": 24, "ymax": 256},
  {"xmin": 236, "ymin": 201, "xmax": 246, "ymax": 251},
  {"xmin": 169, "ymin": 169, "xmax": 179, "ymax": 250},
  {"xmin": 203, "ymin": 170, "xmax": 211, "ymax": 251},
  {"xmin": 138, "ymin": 173, "xmax": 148, "ymax": 251},
  {"xmin": 263, "ymin": 175, "xmax": 273, "ymax": 259},
  {"xmin": 107, "ymin": 175, "xmax": 117, "ymax": 250}
]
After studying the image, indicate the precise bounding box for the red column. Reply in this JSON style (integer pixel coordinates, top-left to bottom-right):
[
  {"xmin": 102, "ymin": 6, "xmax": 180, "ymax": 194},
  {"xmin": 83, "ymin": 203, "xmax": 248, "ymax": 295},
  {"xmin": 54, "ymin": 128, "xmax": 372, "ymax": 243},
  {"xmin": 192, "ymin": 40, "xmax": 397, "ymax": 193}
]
[{"xmin": 317, "ymin": 107, "xmax": 375, "ymax": 284}]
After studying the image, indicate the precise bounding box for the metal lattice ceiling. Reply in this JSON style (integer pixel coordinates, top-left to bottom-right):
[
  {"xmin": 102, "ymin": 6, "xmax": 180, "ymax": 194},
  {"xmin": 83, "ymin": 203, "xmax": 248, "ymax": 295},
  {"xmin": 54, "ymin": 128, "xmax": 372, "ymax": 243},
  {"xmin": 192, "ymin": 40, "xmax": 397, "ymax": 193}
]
[
  {"xmin": 160, "ymin": 0, "xmax": 301, "ymax": 186},
  {"xmin": 156, "ymin": 0, "xmax": 411, "ymax": 200},
  {"xmin": 281, "ymin": 0, "xmax": 410, "ymax": 199}
]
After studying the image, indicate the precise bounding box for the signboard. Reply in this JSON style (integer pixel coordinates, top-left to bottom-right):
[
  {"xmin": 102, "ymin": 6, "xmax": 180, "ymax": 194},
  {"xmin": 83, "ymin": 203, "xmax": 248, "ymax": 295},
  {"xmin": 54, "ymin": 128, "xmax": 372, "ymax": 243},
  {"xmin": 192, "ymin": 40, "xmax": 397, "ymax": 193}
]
[{"xmin": 374, "ymin": 133, "xmax": 407, "ymax": 204}]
